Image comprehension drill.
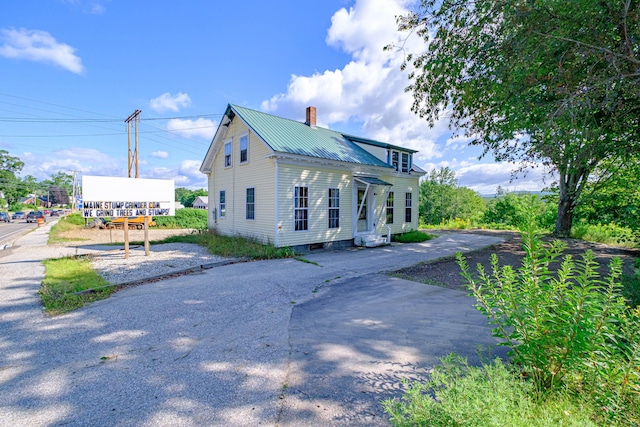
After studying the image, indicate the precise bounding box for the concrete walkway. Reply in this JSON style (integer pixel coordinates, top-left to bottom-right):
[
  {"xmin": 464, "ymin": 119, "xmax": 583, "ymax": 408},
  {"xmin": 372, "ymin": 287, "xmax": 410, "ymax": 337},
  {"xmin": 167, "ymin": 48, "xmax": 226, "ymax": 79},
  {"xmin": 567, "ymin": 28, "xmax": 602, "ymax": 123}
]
[{"xmin": 0, "ymin": 225, "xmax": 505, "ymax": 426}]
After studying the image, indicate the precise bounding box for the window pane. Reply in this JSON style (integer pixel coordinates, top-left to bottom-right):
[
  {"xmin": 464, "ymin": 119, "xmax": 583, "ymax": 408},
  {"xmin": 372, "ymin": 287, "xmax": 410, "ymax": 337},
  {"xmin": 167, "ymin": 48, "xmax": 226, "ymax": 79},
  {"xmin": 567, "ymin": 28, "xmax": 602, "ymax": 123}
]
[
  {"xmin": 219, "ymin": 190, "xmax": 226, "ymax": 218},
  {"xmin": 401, "ymin": 153, "xmax": 409, "ymax": 172},
  {"xmin": 386, "ymin": 192, "xmax": 394, "ymax": 224},
  {"xmin": 240, "ymin": 135, "xmax": 248, "ymax": 163},
  {"xmin": 328, "ymin": 188, "xmax": 339, "ymax": 228},
  {"xmin": 294, "ymin": 186, "xmax": 308, "ymax": 231},
  {"xmin": 246, "ymin": 188, "xmax": 255, "ymax": 220}
]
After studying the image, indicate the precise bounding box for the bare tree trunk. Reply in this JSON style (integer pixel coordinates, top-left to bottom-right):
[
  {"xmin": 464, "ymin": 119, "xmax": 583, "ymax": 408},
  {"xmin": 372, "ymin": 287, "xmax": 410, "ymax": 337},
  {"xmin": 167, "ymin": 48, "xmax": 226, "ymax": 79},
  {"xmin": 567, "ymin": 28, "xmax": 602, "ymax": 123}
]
[{"xmin": 554, "ymin": 170, "xmax": 585, "ymax": 237}]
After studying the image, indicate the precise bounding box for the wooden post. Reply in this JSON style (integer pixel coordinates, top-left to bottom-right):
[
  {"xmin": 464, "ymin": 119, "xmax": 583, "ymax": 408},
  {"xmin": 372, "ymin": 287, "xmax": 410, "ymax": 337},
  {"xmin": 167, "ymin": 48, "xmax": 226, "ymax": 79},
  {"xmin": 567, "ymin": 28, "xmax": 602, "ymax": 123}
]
[
  {"xmin": 124, "ymin": 217, "xmax": 129, "ymax": 259},
  {"xmin": 144, "ymin": 216, "xmax": 150, "ymax": 256}
]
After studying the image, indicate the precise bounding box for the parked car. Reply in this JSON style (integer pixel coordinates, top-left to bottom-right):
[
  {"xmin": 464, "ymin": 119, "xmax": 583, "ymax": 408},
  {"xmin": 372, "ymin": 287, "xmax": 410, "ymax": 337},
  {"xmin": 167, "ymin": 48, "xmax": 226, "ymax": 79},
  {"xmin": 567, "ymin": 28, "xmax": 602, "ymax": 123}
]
[
  {"xmin": 0, "ymin": 212, "xmax": 11, "ymax": 223},
  {"xmin": 11, "ymin": 211, "xmax": 26, "ymax": 220},
  {"xmin": 26, "ymin": 211, "xmax": 46, "ymax": 223}
]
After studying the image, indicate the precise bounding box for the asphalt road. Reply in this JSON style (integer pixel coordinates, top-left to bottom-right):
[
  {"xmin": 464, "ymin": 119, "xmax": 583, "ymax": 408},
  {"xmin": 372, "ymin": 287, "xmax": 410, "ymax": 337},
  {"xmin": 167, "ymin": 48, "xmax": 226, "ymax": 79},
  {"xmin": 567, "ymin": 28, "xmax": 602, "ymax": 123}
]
[
  {"xmin": 0, "ymin": 224, "xmax": 506, "ymax": 426},
  {"xmin": 0, "ymin": 220, "xmax": 37, "ymax": 249}
]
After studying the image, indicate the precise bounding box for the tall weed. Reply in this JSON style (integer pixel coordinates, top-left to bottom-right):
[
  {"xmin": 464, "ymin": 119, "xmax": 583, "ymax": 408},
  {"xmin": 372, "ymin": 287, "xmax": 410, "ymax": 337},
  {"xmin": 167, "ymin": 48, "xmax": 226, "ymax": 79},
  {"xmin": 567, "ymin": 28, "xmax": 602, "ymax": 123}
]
[{"xmin": 457, "ymin": 208, "xmax": 640, "ymax": 424}]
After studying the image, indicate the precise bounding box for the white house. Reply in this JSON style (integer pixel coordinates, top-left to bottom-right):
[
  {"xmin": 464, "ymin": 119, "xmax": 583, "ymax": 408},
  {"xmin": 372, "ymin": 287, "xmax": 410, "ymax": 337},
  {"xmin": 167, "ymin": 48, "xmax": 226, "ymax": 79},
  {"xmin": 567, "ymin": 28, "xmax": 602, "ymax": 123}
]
[
  {"xmin": 200, "ymin": 104, "xmax": 425, "ymax": 251},
  {"xmin": 192, "ymin": 196, "xmax": 208, "ymax": 209}
]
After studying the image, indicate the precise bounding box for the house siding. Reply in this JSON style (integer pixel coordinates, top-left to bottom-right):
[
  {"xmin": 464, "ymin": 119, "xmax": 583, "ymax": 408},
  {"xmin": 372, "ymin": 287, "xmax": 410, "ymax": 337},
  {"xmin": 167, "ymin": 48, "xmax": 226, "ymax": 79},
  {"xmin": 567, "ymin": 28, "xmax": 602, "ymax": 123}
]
[
  {"xmin": 207, "ymin": 118, "xmax": 276, "ymax": 244},
  {"xmin": 276, "ymin": 164, "xmax": 353, "ymax": 247},
  {"xmin": 374, "ymin": 174, "xmax": 420, "ymax": 235}
]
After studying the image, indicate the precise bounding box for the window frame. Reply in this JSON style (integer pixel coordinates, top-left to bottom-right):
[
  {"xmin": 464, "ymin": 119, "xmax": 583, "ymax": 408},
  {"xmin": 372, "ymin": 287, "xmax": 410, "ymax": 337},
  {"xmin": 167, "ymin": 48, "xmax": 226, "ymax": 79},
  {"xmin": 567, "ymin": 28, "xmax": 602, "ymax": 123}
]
[
  {"xmin": 328, "ymin": 188, "xmax": 340, "ymax": 229},
  {"xmin": 405, "ymin": 192, "xmax": 412, "ymax": 223},
  {"xmin": 246, "ymin": 187, "xmax": 255, "ymax": 220},
  {"xmin": 239, "ymin": 133, "xmax": 249, "ymax": 164},
  {"xmin": 386, "ymin": 191, "xmax": 394, "ymax": 224},
  {"xmin": 224, "ymin": 140, "xmax": 232, "ymax": 168},
  {"xmin": 401, "ymin": 152, "xmax": 410, "ymax": 173},
  {"xmin": 219, "ymin": 190, "xmax": 226, "ymax": 218},
  {"xmin": 294, "ymin": 186, "xmax": 309, "ymax": 231},
  {"xmin": 391, "ymin": 151, "xmax": 399, "ymax": 171}
]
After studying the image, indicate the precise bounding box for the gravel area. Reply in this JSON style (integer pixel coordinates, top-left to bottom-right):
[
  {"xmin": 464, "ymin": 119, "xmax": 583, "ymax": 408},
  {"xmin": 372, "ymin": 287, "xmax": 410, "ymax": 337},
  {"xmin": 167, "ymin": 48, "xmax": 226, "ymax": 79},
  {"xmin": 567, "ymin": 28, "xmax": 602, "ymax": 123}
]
[
  {"xmin": 55, "ymin": 227, "xmax": 235, "ymax": 285},
  {"xmin": 88, "ymin": 243, "xmax": 233, "ymax": 285}
]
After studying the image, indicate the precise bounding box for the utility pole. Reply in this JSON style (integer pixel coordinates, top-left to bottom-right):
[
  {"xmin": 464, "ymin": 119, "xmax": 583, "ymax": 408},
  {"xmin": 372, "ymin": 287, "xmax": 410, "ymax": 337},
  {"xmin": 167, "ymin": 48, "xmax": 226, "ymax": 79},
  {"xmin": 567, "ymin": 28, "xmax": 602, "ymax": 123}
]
[
  {"xmin": 125, "ymin": 110, "xmax": 142, "ymax": 178},
  {"xmin": 68, "ymin": 169, "xmax": 79, "ymax": 212}
]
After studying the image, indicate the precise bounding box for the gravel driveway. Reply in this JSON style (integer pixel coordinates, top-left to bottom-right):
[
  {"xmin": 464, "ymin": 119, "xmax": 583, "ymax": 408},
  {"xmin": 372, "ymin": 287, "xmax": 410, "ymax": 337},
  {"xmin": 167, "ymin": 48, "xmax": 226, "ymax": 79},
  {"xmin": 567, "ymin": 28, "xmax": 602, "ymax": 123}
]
[{"xmin": 0, "ymin": 223, "xmax": 505, "ymax": 426}]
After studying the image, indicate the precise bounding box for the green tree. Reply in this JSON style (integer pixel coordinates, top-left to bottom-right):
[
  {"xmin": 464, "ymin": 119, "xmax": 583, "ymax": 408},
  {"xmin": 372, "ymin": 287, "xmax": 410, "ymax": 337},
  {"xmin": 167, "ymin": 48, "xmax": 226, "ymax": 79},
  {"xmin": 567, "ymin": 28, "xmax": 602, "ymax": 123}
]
[
  {"xmin": 0, "ymin": 150, "xmax": 25, "ymax": 205},
  {"xmin": 182, "ymin": 189, "xmax": 207, "ymax": 208},
  {"xmin": 419, "ymin": 167, "xmax": 484, "ymax": 224},
  {"xmin": 42, "ymin": 172, "xmax": 73, "ymax": 195},
  {"xmin": 575, "ymin": 156, "xmax": 640, "ymax": 230},
  {"xmin": 395, "ymin": 0, "xmax": 640, "ymax": 236}
]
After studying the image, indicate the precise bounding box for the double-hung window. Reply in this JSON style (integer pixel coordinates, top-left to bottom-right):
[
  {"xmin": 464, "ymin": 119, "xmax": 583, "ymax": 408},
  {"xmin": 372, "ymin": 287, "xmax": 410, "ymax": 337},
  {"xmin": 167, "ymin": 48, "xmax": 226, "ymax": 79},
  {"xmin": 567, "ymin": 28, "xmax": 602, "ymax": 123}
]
[
  {"xmin": 391, "ymin": 151, "xmax": 399, "ymax": 171},
  {"xmin": 239, "ymin": 134, "xmax": 248, "ymax": 163},
  {"xmin": 405, "ymin": 192, "xmax": 412, "ymax": 223},
  {"xmin": 224, "ymin": 141, "xmax": 232, "ymax": 167},
  {"xmin": 219, "ymin": 190, "xmax": 226, "ymax": 218},
  {"xmin": 386, "ymin": 192, "xmax": 394, "ymax": 224},
  {"xmin": 294, "ymin": 186, "xmax": 308, "ymax": 231},
  {"xmin": 401, "ymin": 153, "xmax": 410, "ymax": 173},
  {"xmin": 246, "ymin": 188, "xmax": 255, "ymax": 220},
  {"xmin": 328, "ymin": 188, "xmax": 339, "ymax": 229}
]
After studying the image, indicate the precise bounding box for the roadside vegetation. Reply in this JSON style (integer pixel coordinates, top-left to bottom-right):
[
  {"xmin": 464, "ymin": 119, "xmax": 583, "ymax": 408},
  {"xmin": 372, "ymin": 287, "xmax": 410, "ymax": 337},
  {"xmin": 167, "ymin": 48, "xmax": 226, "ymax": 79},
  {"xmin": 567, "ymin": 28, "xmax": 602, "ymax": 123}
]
[
  {"xmin": 40, "ymin": 256, "xmax": 114, "ymax": 314},
  {"xmin": 392, "ymin": 230, "xmax": 435, "ymax": 243},
  {"xmin": 385, "ymin": 210, "xmax": 640, "ymax": 426}
]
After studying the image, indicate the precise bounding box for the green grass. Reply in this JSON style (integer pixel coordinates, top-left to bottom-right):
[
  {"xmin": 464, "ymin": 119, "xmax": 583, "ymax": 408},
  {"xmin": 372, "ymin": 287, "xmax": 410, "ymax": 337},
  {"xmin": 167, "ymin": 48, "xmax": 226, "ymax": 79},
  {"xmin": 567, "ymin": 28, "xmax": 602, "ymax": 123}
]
[
  {"xmin": 48, "ymin": 213, "xmax": 88, "ymax": 244},
  {"xmin": 153, "ymin": 208, "xmax": 208, "ymax": 229},
  {"xmin": 41, "ymin": 256, "xmax": 114, "ymax": 314},
  {"xmin": 191, "ymin": 231, "xmax": 295, "ymax": 259},
  {"xmin": 393, "ymin": 230, "xmax": 436, "ymax": 243},
  {"xmin": 384, "ymin": 355, "xmax": 603, "ymax": 427},
  {"xmin": 570, "ymin": 222, "xmax": 639, "ymax": 248}
]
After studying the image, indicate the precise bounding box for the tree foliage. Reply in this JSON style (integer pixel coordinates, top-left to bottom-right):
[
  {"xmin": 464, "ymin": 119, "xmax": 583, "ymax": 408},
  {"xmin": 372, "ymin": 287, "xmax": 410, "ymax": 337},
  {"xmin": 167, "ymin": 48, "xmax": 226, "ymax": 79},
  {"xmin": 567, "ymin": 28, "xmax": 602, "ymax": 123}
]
[
  {"xmin": 0, "ymin": 150, "xmax": 25, "ymax": 205},
  {"xmin": 396, "ymin": 0, "xmax": 640, "ymax": 236},
  {"xmin": 175, "ymin": 188, "xmax": 207, "ymax": 208},
  {"xmin": 419, "ymin": 167, "xmax": 484, "ymax": 225}
]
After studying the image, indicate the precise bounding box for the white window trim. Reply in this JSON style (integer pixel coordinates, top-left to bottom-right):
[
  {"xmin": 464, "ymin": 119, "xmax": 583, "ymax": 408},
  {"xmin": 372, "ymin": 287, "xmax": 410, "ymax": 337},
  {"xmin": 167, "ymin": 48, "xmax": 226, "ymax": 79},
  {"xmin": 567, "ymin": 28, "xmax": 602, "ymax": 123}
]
[
  {"xmin": 294, "ymin": 186, "xmax": 309, "ymax": 232},
  {"xmin": 219, "ymin": 190, "xmax": 226, "ymax": 218},
  {"xmin": 246, "ymin": 187, "xmax": 255, "ymax": 220},
  {"xmin": 239, "ymin": 133, "xmax": 249, "ymax": 164},
  {"xmin": 328, "ymin": 187, "xmax": 340, "ymax": 229},
  {"xmin": 224, "ymin": 140, "xmax": 232, "ymax": 168}
]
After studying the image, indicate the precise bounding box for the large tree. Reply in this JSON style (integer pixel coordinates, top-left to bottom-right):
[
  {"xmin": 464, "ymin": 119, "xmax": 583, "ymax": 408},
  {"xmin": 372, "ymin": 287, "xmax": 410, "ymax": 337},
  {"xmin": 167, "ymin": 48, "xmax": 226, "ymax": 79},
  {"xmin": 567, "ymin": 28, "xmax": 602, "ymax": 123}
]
[
  {"xmin": 396, "ymin": 0, "xmax": 640, "ymax": 235},
  {"xmin": 0, "ymin": 150, "xmax": 25, "ymax": 205}
]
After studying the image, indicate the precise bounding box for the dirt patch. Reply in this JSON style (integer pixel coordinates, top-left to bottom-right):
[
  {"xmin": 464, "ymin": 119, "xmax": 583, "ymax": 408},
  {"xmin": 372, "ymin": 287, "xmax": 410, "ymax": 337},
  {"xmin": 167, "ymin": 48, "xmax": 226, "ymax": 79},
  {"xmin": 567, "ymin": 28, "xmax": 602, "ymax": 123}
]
[
  {"xmin": 395, "ymin": 229, "xmax": 640, "ymax": 292},
  {"xmin": 58, "ymin": 227, "xmax": 199, "ymax": 245}
]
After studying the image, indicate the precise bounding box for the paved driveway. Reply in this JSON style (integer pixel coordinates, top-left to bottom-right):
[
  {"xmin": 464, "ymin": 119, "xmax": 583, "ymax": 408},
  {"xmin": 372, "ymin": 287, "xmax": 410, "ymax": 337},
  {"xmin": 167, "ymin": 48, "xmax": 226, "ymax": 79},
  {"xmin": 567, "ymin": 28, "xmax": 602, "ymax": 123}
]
[{"xmin": 0, "ymin": 228, "xmax": 505, "ymax": 426}]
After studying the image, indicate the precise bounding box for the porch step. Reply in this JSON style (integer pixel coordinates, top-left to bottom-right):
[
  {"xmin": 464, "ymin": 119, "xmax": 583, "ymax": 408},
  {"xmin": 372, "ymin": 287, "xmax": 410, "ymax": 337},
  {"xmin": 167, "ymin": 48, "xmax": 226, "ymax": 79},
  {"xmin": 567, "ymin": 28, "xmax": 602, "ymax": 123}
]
[{"xmin": 354, "ymin": 234, "xmax": 389, "ymax": 248}]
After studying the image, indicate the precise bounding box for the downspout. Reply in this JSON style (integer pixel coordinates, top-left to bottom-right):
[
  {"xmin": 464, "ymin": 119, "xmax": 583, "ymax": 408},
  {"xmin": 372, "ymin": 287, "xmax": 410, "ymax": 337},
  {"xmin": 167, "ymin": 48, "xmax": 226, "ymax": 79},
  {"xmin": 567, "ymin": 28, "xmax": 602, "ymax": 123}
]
[{"xmin": 275, "ymin": 159, "xmax": 279, "ymax": 247}]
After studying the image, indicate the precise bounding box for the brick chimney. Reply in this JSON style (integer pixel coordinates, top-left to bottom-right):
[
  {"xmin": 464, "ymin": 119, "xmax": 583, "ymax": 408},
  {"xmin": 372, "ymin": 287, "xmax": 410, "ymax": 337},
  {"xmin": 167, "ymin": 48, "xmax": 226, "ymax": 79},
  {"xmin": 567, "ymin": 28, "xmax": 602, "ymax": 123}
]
[{"xmin": 305, "ymin": 106, "xmax": 316, "ymax": 127}]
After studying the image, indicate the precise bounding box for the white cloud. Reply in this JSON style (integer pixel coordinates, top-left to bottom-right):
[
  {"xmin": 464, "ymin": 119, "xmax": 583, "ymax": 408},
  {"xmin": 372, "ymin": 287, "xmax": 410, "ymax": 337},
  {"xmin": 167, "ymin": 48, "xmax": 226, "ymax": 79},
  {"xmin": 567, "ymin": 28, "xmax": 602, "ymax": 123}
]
[
  {"xmin": 150, "ymin": 92, "xmax": 192, "ymax": 113},
  {"xmin": 261, "ymin": 0, "xmax": 442, "ymax": 161},
  {"xmin": 150, "ymin": 151, "xmax": 169, "ymax": 159},
  {"xmin": 144, "ymin": 160, "xmax": 206, "ymax": 189},
  {"xmin": 62, "ymin": 0, "xmax": 108, "ymax": 14},
  {"xmin": 420, "ymin": 159, "xmax": 548, "ymax": 195},
  {"xmin": 0, "ymin": 28, "xmax": 84, "ymax": 74},
  {"xmin": 166, "ymin": 118, "xmax": 217, "ymax": 139},
  {"xmin": 21, "ymin": 148, "xmax": 124, "ymax": 180}
]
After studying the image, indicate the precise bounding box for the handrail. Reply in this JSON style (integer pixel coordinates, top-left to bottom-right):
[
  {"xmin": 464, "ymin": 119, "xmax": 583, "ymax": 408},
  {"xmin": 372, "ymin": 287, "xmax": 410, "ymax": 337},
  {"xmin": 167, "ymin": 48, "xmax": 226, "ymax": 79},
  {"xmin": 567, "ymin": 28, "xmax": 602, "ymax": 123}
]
[{"xmin": 384, "ymin": 224, "xmax": 391, "ymax": 244}]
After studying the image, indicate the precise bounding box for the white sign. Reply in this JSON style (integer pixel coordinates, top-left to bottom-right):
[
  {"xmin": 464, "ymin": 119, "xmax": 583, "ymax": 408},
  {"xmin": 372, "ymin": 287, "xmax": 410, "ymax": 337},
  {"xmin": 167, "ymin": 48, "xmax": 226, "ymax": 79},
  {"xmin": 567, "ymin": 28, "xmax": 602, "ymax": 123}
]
[{"xmin": 81, "ymin": 176, "xmax": 175, "ymax": 218}]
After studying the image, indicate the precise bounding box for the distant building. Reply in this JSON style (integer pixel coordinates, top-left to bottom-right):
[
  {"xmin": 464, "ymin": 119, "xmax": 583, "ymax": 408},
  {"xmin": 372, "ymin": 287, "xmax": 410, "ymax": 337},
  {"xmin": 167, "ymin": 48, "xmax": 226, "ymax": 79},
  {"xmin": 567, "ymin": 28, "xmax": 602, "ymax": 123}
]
[{"xmin": 192, "ymin": 196, "xmax": 208, "ymax": 209}]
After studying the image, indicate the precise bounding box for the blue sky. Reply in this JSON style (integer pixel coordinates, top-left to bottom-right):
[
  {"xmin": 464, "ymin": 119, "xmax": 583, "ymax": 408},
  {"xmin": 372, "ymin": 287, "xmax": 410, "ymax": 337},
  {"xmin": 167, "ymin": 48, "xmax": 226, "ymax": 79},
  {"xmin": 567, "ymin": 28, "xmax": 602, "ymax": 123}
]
[{"xmin": 0, "ymin": 0, "xmax": 547, "ymax": 194}]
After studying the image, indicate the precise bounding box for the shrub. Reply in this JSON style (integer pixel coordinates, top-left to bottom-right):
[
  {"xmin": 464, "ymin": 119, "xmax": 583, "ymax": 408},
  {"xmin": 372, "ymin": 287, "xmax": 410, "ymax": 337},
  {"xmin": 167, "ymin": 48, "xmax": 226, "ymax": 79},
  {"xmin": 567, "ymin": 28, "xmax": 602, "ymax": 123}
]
[
  {"xmin": 383, "ymin": 355, "xmax": 598, "ymax": 427},
  {"xmin": 153, "ymin": 208, "xmax": 208, "ymax": 229},
  {"xmin": 457, "ymin": 208, "xmax": 640, "ymax": 424},
  {"xmin": 570, "ymin": 222, "xmax": 639, "ymax": 248},
  {"xmin": 393, "ymin": 230, "xmax": 435, "ymax": 243}
]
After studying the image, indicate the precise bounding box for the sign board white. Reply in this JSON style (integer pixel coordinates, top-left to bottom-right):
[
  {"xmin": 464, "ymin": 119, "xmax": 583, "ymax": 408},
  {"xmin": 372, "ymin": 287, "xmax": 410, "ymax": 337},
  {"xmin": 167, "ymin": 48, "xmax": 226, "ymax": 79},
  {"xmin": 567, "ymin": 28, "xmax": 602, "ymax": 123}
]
[{"xmin": 81, "ymin": 176, "xmax": 175, "ymax": 218}]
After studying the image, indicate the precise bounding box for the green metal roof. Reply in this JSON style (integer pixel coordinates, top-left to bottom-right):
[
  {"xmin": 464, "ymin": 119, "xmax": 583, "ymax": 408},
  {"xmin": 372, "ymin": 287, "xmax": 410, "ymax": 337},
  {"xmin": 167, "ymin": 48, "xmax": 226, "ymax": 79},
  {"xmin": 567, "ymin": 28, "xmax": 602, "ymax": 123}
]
[{"xmin": 227, "ymin": 104, "xmax": 394, "ymax": 168}]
